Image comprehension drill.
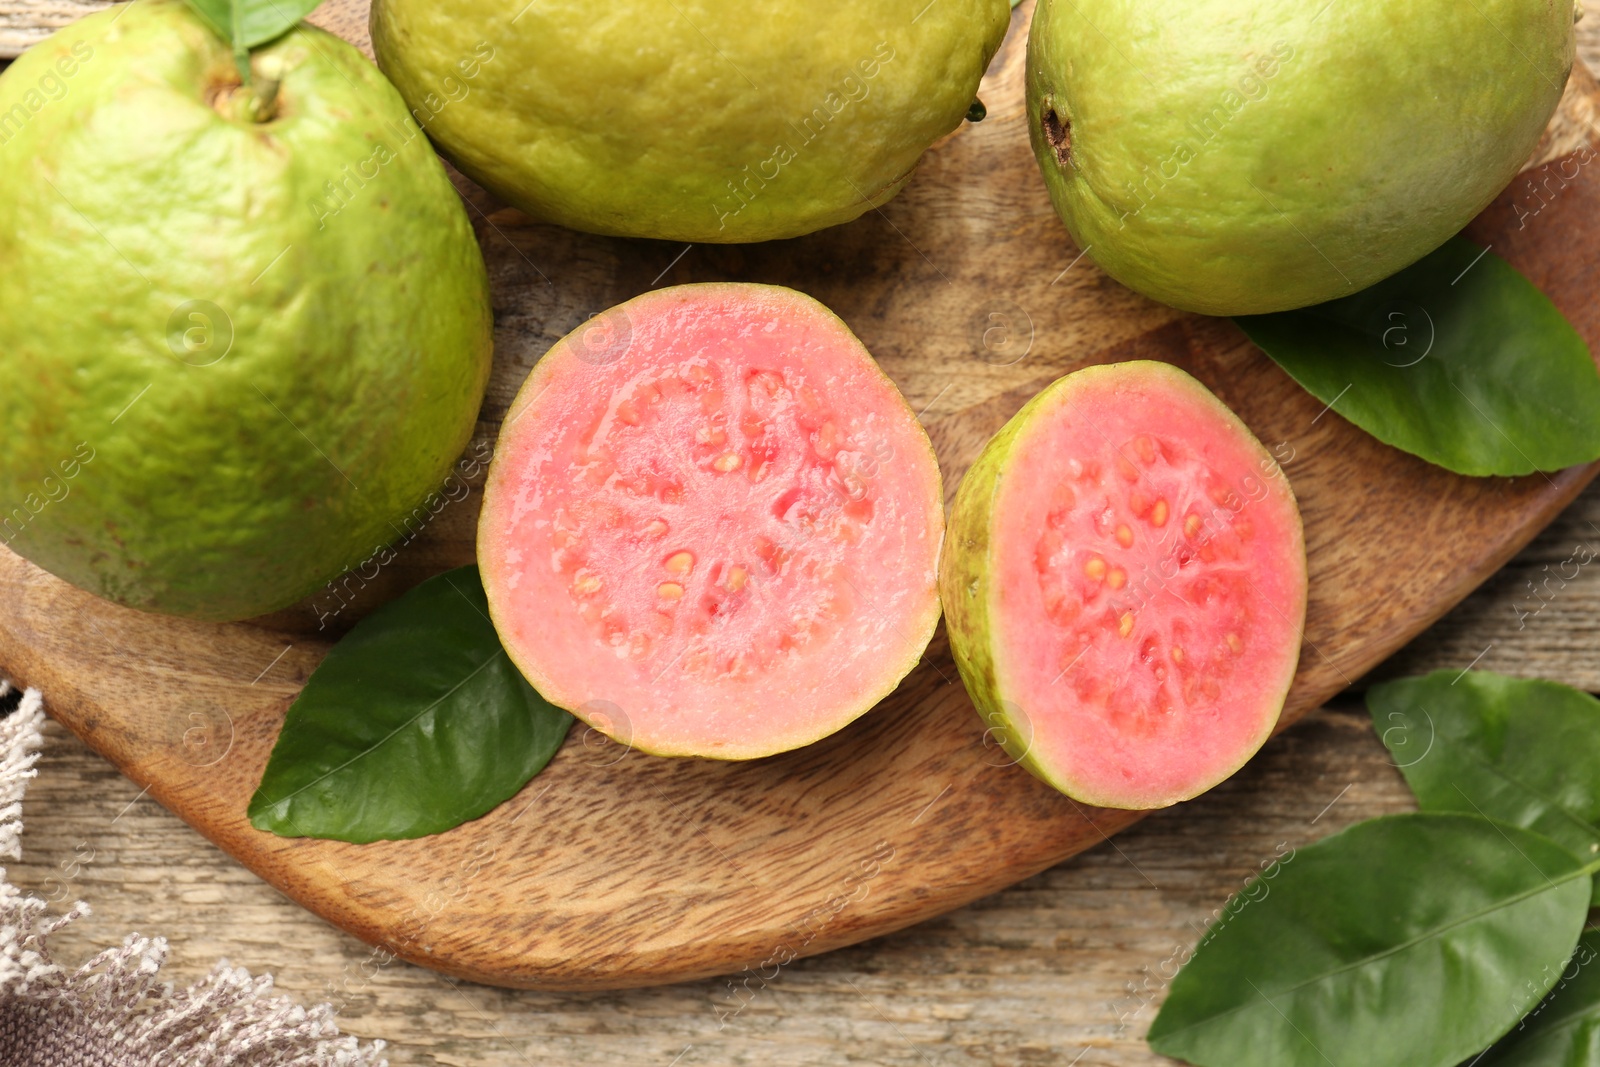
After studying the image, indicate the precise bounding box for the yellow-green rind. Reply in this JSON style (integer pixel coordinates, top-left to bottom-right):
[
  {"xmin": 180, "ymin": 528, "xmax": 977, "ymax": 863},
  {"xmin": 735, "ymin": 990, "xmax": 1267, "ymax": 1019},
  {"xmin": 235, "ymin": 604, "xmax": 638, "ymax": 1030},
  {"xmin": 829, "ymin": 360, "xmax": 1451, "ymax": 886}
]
[
  {"xmin": 482, "ymin": 283, "xmax": 944, "ymax": 759},
  {"xmin": 0, "ymin": 1, "xmax": 493, "ymax": 620},
  {"xmin": 1026, "ymin": 0, "xmax": 1576, "ymax": 315},
  {"xmin": 941, "ymin": 369, "xmax": 1064, "ymax": 785},
  {"xmin": 371, "ymin": 0, "xmax": 1011, "ymax": 243}
]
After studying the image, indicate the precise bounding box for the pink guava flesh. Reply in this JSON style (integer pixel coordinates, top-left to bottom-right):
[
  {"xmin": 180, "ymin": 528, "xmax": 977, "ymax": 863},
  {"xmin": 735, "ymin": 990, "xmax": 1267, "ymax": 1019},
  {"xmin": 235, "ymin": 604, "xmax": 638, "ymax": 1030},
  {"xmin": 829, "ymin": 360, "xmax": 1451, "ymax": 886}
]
[
  {"xmin": 949, "ymin": 361, "xmax": 1306, "ymax": 808},
  {"xmin": 479, "ymin": 284, "xmax": 943, "ymax": 759}
]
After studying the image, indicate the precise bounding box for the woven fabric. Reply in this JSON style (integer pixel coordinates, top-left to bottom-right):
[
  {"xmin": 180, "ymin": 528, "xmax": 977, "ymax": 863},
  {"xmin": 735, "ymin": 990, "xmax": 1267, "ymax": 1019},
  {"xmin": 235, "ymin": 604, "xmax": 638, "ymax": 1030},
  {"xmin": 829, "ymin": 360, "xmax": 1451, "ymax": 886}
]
[{"xmin": 0, "ymin": 683, "xmax": 386, "ymax": 1066}]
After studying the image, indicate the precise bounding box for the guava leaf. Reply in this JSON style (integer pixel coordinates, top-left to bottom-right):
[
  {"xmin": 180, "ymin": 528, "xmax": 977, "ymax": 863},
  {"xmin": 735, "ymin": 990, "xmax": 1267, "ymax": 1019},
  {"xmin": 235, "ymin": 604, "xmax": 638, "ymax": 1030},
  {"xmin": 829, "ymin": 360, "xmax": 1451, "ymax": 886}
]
[
  {"xmin": 1370, "ymin": 670, "xmax": 1600, "ymax": 903},
  {"xmin": 1146, "ymin": 813, "xmax": 1593, "ymax": 1067},
  {"xmin": 248, "ymin": 566, "xmax": 573, "ymax": 843},
  {"xmin": 183, "ymin": 0, "xmax": 320, "ymax": 53},
  {"xmin": 1469, "ymin": 930, "xmax": 1600, "ymax": 1066},
  {"xmin": 1236, "ymin": 237, "xmax": 1600, "ymax": 476}
]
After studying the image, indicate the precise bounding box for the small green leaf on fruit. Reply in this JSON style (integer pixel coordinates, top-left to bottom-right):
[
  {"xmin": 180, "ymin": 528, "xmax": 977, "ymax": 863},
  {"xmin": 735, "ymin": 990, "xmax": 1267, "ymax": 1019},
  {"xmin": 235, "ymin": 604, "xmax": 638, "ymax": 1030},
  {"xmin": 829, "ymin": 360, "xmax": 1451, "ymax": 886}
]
[
  {"xmin": 182, "ymin": 0, "xmax": 320, "ymax": 54},
  {"xmin": 1146, "ymin": 813, "xmax": 1594, "ymax": 1067},
  {"xmin": 248, "ymin": 565, "xmax": 573, "ymax": 843},
  {"xmin": 1370, "ymin": 670, "xmax": 1600, "ymax": 903},
  {"xmin": 1236, "ymin": 237, "xmax": 1600, "ymax": 476}
]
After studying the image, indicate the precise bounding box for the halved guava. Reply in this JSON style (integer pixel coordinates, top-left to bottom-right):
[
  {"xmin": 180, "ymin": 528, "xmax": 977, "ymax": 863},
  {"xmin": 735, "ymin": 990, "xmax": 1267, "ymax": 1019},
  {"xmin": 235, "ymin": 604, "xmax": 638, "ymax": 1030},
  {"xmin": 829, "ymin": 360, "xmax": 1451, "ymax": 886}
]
[
  {"xmin": 479, "ymin": 284, "xmax": 943, "ymax": 759},
  {"xmin": 942, "ymin": 361, "xmax": 1306, "ymax": 809}
]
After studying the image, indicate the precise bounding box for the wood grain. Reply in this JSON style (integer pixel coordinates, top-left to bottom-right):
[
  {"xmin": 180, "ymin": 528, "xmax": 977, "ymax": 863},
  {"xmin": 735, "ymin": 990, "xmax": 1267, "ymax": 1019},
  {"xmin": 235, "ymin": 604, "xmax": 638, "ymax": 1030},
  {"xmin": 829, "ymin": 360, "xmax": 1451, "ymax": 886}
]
[
  {"xmin": 4, "ymin": 0, "xmax": 1600, "ymax": 995},
  {"xmin": 8, "ymin": 507, "xmax": 1600, "ymax": 1063},
  {"xmin": 12, "ymin": 479, "xmax": 1600, "ymax": 1065},
  {"xmin": 7, "ymin": 701, "xmax": 1411, "ymax": 1067},
  {"xmin": 0, "ymin": 0, "xmax": 95, "ymax": 55}
]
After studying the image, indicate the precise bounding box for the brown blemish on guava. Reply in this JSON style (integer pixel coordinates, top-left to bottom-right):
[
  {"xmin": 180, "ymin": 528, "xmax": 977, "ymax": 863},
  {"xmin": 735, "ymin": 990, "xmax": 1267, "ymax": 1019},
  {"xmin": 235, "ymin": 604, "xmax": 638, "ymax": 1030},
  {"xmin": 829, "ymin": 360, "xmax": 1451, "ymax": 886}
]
[
  {"xmin": 203, "ymin": 76, "xmax": 239, "ymax": 111},
  {"xmin": 1041, "ymin": 103, "xmax": 1072, "ymax": 168}
]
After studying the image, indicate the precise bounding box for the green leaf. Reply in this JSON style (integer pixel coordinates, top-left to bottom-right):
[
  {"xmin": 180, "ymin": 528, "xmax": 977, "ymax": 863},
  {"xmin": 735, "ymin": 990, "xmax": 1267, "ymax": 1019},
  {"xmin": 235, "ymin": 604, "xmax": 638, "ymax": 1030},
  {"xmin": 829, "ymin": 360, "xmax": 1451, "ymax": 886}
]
[
  {"xmin": 1146, "ymin": 813, "xmax": 1593, "ymax": 1067},
  {"xmin": 248, "ymin": 566, "xmax": 573, "ymax": 844},
  {"xmin": 1236, "ymin": 237, "xmax": 1600, "ymax": 476},
  {"xmin": 1470, "ymin": 930, "xmax": 1600, "ymax": 1066},
  {"xmin": 1371, "ymin": 670, "xmax": 1600, "ymax": 904},
  {"xmin": 182, "ymin": 0, "xmax": 321, "ymax": 54}
]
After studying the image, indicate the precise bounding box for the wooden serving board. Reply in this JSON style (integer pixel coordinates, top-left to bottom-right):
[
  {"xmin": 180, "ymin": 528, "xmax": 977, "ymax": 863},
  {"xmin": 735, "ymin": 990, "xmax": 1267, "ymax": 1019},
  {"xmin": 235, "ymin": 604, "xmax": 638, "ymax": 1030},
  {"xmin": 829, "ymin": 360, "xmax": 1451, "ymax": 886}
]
[{"xmin": 4, "ymin": 1, "xmax": 1600, "ymax": 991}]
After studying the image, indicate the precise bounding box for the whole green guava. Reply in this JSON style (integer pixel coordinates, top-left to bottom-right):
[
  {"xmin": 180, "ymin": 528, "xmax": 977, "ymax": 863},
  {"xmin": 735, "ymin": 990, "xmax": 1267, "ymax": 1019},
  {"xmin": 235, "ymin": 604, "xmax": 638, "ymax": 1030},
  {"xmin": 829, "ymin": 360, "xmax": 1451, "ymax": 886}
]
[
  {"xmin": 0, "ymin": 0, "xmax": 493, "ymax": 621},
  {"xmin": 370, "ymin": 0, "xmax": 1011, "ymax": 242},
  {"xmin": 1027, "ymin": 0, "xmax": 1576, "ymax": 315}
]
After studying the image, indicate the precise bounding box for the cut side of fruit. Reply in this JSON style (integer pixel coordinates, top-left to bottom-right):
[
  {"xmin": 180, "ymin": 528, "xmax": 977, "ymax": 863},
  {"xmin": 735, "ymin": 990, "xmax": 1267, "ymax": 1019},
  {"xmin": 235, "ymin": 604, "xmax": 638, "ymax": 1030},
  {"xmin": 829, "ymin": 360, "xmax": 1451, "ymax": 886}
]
[
  {"xmin": 942, "ymin": 361, "xmax": 1306, "ymax": 809},
  {"xmin": 479, "ymin": 284, "xmax": 944, "ymax": 759}
]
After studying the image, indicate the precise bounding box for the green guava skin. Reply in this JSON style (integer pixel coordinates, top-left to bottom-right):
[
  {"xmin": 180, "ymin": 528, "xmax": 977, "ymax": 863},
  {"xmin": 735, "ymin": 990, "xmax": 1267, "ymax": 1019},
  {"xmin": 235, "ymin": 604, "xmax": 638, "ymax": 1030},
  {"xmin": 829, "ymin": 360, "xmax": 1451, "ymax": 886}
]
[
  {"xmin": 940, "ymin": 394, "xmax": 1028, "ymax": 772},
  {"xmin": 1026, "ymin": 0, "xmax": 1576, "ymax": 315},
  {"xmin": 370, "ymin": 0, "xmax": 1011, "ymax": 242},
  {"xmin": 0, "ymin": 1, "xmax": 493, "ymax": 621}
]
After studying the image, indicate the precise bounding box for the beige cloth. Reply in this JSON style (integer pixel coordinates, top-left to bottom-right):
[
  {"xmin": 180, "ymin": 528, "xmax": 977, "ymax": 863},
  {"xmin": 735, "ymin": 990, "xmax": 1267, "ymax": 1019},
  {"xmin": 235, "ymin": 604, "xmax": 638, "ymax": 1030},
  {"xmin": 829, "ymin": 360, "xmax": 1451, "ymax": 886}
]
[{"xmin": 0, "ymin": 683, "xmax": 386, "ymax": 1066}]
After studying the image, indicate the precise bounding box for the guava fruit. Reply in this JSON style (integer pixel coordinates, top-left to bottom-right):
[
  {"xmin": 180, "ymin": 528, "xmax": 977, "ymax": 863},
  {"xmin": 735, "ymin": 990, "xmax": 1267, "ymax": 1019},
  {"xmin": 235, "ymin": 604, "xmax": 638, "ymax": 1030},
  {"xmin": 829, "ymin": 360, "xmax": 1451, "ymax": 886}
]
[
  {"xmin": 478, "ymin": 283, "xmax": 943, "ymax": 759},
  {"xmin": 941, "ymin": 361, "xmax": 1306, "ymax": 809},
  {"xmin": 0, "ymin": 0, "xmax": 493, "ymax": 621},
  {"xmin": 370, "ymin": 0, "xmax": 1011, "ymax": 242},
  {"xmin": 1026, "ymin": 0, "xmax": 1576, "ymax": 315}
]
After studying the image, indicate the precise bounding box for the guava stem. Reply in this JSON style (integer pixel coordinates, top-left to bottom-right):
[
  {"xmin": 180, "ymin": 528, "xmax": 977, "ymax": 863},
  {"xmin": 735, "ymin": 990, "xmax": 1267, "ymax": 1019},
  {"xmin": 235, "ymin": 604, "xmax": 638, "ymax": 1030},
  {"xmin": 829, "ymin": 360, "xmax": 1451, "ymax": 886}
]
[
  {"xmin": 212, "ymin": 71, "xmax": 281, "ymax": 124},
  {"xmin": 247, "ymin": 53, "xmax": 287, "ymax": 122},
  {"xmin": 253, "ymin": 76, "xmax": 282, "ymax": 120}
]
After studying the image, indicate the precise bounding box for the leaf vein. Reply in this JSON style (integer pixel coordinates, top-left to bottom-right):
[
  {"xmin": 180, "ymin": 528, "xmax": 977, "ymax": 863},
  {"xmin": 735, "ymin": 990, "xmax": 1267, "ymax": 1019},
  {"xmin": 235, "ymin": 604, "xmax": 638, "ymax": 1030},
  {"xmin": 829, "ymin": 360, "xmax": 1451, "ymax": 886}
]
[
  {"xmin": 1156, "ymin": 861, "xmax": 1594, "ymax": 1041},
  {"xmin": 256, "ymin": 650, "xmax": 505, "ymax": 814},
  {"xmin": 1447, "ymin": 745, "xmax": 1600, "ymax": 843}
]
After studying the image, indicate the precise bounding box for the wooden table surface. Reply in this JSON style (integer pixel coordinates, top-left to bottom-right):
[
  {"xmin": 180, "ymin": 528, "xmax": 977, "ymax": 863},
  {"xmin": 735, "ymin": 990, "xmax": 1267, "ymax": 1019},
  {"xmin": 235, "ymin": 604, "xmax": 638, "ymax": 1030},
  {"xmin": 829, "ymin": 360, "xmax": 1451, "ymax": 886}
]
[{"xmin": 7, "ymin": 13, "xmax": 1600, "ymax": 1067}]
